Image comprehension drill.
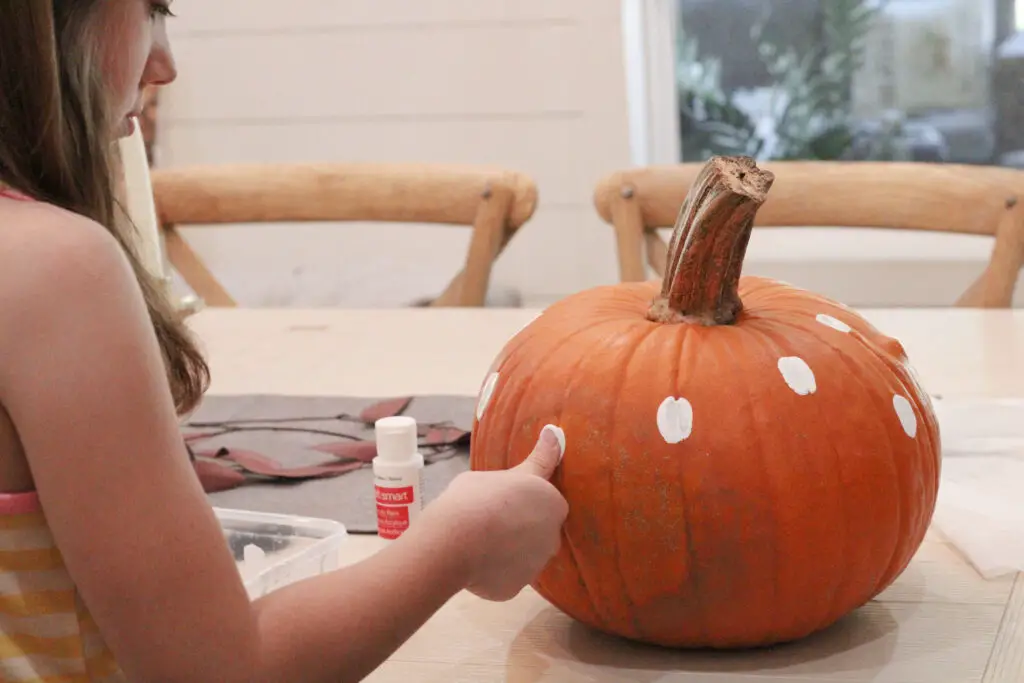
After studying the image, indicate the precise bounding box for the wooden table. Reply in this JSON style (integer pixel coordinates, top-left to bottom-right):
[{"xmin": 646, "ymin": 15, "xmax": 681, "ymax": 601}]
[{"xmin": 188, "ymin": 307, "xmax": 1024, "ymax": 683}]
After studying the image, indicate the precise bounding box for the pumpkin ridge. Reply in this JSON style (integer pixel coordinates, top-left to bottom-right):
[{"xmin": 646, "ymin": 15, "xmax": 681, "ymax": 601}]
[
  {"xmin": 847, "ymin": 331, "xmax": 939, "ymax": 592},
  {"xmin": 486, "ymin": 309, "xmax": 638, "ymax": 437},
  {"xmin": 608, "ymin": 318, "xmax": 706, "ymax": 643},
  {"xmin": 473, "ymin": 324, "xmax": 558, "ymax": 458},
  {"xmin": 891, "ymin": 357, "xmax": 940, "ymax": 497},
  {"xmin": 524, "ymin": 317, "xmax": 654, "ymax": 628},
  {"xmin": 473, "ymin": 318, "xmax": 618, "ymax": 629},
  {"xmin": 470, "ymin": 322, "xmax": 552, "ymax": 464},
  {"xmin": 604, "ymin": 323, "xmax": 661, "ymax": 640},
  {"xmin": 471, "ymin": 313, "xmax": 551, "ymax": 435},
  {"xmin": 479, "ymin": 313, "xmax": 611, "ymax": 441},
  {"xmin": 669, "ymin": 312, "xmax": 702, "ymax": 642},
  {"xmin": 549, "ymin": 321, "xmax": 641, "ymax": 633},
  {"xmin": 851, "ymin": 328, "xmax": 940, "ymax": 468},
  {"xmin": 554, "ymin": 522, "xmax": 603, "ymax": 627},
  {"xmin": 737, "ymin": 315, "xmax": 856, "ymax": 643},
  {"xmin": 798, "ymin": 322, "xmax": 907, "ymax": 605},
  {"xmin": 707, "ymin": 322, "xmax": 783, "ymax": 643},
  {"xmin": 839, "ymin": 331, "xmax": 918, "ymax": 591},
  {"xmin": 741, "ymin": 313, "xmax": 853, "ymax": 631},
  {"xmin": 870, "ymin": 386, "xmax": 911, "ymax": 598},
  {"xmin": 589, "ymin": 318, "xmax": 668, "ymax": 636}
]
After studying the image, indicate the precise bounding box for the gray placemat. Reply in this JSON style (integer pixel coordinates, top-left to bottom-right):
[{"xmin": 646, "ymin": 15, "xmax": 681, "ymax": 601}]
[{"xmin": 185, "ymin": 395, "xmax": 474, "ymax": 533}]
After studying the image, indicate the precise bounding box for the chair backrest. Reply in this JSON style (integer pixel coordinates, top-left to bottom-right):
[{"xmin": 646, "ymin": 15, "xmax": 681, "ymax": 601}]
[
  {"xmin": 150, "ymin": 162, "xmax": 538, "ymax": 308},
  {"xmin": 593, "ymin": 160, "xmax": 1024, "ymax": 307}
]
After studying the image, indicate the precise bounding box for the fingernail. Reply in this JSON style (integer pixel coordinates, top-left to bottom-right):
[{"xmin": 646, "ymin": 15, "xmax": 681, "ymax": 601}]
[{"xmin": 540, "ymin": 424, "xmax": 565, "ymax": 462}]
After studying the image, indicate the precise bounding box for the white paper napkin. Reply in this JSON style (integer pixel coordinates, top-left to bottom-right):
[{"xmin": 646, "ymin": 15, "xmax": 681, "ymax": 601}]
[{"xmin": 930, "ymin": 397, "xmax": 1024, "ymax": 580}]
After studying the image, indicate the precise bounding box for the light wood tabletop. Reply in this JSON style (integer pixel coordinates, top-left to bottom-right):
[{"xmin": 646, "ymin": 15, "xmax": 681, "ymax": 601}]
[{"xmin": 188, "ymin": 306, "xmax": 1024, "ymax": 683}]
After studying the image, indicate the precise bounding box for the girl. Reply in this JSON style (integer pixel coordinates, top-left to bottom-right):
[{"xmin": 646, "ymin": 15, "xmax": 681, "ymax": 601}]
[{"xmin": 0, "ymin": 2, "xmax": 569, "ymax": 681}]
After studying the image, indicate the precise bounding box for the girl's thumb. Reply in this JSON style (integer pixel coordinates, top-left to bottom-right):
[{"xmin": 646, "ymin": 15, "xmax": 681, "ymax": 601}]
[{"xmin": 514, "ymin": 424, "xmax": 565, "ymax": 479}]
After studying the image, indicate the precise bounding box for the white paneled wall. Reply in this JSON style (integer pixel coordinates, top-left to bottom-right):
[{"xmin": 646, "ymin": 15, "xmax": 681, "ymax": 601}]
[
  {"xmin": 159, "ymin": 0, "xmax": 631, "ymax": 308},
  {"xmin": 160, "ymin": 0, "xmax": 1021, "ymax": 309}
]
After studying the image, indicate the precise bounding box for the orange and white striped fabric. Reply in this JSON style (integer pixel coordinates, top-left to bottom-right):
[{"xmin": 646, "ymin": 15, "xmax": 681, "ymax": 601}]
[{"xmin": 0, "ymin": 491, "xmax": 124, "ymax": 682}]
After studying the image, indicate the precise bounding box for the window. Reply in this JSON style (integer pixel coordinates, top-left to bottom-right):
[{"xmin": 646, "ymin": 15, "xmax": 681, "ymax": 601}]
[
  {"xmin": 619, "ymin": 0, "xmax": 1020, "ymax": 307},
  {"xmin": 669, "ymin": 0, "xmax": 1020, "ymax": 167}
]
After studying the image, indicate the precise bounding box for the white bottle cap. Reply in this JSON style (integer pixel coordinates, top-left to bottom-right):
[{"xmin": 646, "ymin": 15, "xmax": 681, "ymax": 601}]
[{"xmin": 374, "ymin": 416, "xmax": 419, "ymax": 463}]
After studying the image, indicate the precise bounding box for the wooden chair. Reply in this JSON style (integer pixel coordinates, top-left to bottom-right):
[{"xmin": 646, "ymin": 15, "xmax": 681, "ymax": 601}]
[
  {"xmin": 593, "ymin": 161, "xmax": 1024, "ymax": 307},
  {"xmin": 150, "ymin": 162, "xmax": 538, "ymax": 308}
]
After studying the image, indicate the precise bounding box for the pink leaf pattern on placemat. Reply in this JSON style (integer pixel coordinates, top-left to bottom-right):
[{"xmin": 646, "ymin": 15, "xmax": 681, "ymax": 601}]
[
  {"xmin": 309, "ymin": 440, "xmax": 379, "ymax": 462},
  {"xmin": 219, "ymin": 448, "xmax": 366, "ymax": 479},
  {"xmin": 358, "ymin": 397, "xmax": 412, "ymax": 423},
  {"xmin": 422, "ymin": 426, "xmax": 470, "ymax": 447},
  {"xmin": 182, "ymin": 397, "xmax": 471, "ymax": 494},
  {"xmin": 193, "ymin": 459, "xmax": 247, "ymax": 492}
]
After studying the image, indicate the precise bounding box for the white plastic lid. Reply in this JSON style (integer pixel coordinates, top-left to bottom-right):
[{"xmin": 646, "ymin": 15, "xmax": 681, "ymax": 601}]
[{"xmin": 374, "ymin": 416, "xmax": 419, "ymax": 462}]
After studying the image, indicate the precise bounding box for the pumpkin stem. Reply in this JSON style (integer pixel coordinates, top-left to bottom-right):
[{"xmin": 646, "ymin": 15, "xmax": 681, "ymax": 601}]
[{"xmin": 647, "ymin": 156, "xmax": 774, "ymax": 325}]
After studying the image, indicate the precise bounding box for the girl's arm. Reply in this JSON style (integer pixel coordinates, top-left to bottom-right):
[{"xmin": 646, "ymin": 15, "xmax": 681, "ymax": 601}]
[{"xmin": 0, "ymin": 203, "xmax": 471, "ymax": 683}]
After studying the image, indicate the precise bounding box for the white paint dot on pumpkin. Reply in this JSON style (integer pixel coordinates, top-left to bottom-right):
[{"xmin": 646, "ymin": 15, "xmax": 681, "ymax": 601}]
[
  {"xmin": 893, "ymin": 394, "xmax": 917, "ymax": 438},
  {"xmin": 816, "ymin": 313, "xmax": 851, "ymax": 333},
  {"xmin": 476, "ymin": 372, "xmax": 500, "ymax": 420},
  {"xmin": 656, "ymin": 397, "xmax": 693, "ymax": 444},
  {"xmin": 777, "ymin": 356, "xmax": 817, "ymax": 395}
]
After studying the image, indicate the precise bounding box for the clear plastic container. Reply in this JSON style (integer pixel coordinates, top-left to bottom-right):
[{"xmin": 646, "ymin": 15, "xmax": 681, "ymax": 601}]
[{"xmin": 215, "ymin": 507, "xmax": 348, "ymax": 599}]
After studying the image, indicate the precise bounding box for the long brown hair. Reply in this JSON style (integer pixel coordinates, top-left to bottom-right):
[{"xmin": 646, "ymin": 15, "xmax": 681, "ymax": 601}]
[{"xmin": 0, "ymin": 0, "xmax": 209, "ymax": 415}]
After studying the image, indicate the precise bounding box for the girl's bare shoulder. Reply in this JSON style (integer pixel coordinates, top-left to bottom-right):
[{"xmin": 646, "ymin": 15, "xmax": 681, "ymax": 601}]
[
  {"xmin": 0, "ymin": 195, "xmax": 122, "ymax": 264},
  {"xmin": 0, "ymin": 197, "xmax": 138, "ymax": 334}
]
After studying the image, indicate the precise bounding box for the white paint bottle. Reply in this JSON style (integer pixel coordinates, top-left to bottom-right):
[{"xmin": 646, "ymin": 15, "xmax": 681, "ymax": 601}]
[{"xmin": 372, "ymin": 416, "xmax": 424, "ymax": 540}]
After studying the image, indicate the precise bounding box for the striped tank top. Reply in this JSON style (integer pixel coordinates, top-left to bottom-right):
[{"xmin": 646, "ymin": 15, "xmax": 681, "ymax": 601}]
[
  {"xmin": 0, "ymin": 187, "xmax": 125, "ymax": 681},
  {"xmin": 0, "ymin": 492, "xmax": 124, "ymax": 682}
]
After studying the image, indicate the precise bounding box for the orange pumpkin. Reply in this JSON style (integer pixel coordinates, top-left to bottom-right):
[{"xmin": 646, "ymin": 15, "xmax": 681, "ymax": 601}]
[{"xmin": 469, "ymin": 156, "xmax": 941, "ymax": 649}]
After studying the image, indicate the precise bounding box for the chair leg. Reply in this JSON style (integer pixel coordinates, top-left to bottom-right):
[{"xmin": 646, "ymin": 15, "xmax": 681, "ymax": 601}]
[
  {"xmin": 956, "ymin": 203, "xmax": 1024, "ymax": 308},
  {"xmin": 433, "ymin": 186, "xmax": 512, "ymax": 307},
  {"xmin": 430, "ymin": 222, "xmax": 522, "ymax": 307},
  {"xmin": 163, "ymin": 226, "xmax": 237, "ymax": 307},
  {"xmin": 644, "ymin": 230, "xmax": 669, "ymax": 278},
  {"xmin": 610, "ymin": 191, "xmax": 647, "ymax": 282}
]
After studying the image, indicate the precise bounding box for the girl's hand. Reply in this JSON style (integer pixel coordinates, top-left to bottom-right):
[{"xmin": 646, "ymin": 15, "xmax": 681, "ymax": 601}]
[{"xmin": 423, "ymin": 425, "xmax": 569, "ymax": 602}]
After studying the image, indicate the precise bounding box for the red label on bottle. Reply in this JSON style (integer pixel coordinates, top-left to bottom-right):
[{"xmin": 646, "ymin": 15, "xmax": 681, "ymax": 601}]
[
  {"xmin": 375, "ymin": 485, "xmax": 416, "ymax": 539},
  {"xmin": 375, "ymin": 485, "xmax": 414, "ymax": 505},
  {"xmin": 376, "ymin": 503, "xmax": 411, "ymax": 539}
]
